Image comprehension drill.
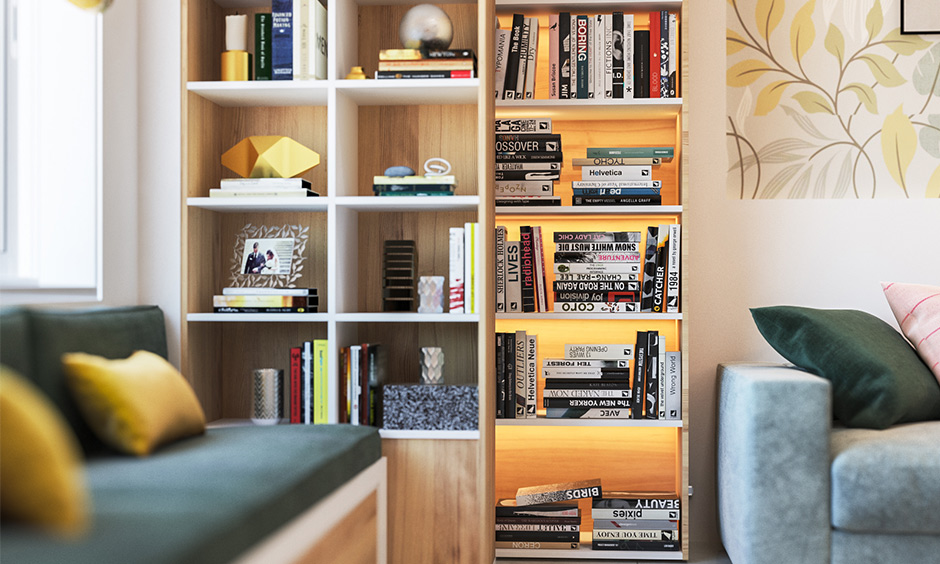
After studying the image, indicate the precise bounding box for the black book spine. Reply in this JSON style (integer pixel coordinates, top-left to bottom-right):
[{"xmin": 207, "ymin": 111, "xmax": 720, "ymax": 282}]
[
  {"xmin": 660, "ymin": 11, "xmax": 670, "ymax": 98},
  {"xmin": 641, "ymin": 226, "xmax": 659, "ymax": 312},
  {"xmin": 645, "ymin": 330, "xmax": 659, "ymax": 419},
  {"xmin": 575, "ymin": 15, "xmax": 589, "ymax": 98},
  {"xmin": 503, "ymin": 14, "xmax": 525, "ymax": 99},
  {"xmin": 495, "ymin": 170, "xmax": 562, "ymax": 181},
  {"xmin": 612, "ymin": 12, "xmax": 624, "ymax": 98},
  {"xmin": 519, "ymin": 226, "xmax": 536, "ymax": 312},
  {"xmin": 572, "ymin": 195, "xmax": 663, "ymax": 206},
  {"xmin": 496, "ymin": 333, "xmax": 506, "ymax": 418},
  {"xmin": 504, "ymin": 332, "xmax": 516, "ymax": 418},
  {"xmin": 631, "ymin": 331, "xmax": 647, "ymax": 418},
  {"xmin": 652, "ymin": 242, "xmax": 667, "ymax": 313},
  {"xmin": 559, "ymin": 12, "xmax": 571, "ymax": 99},
  {"xmin": 495, "ymin": 152, "xmax": 564, "ymax": 162},
  {"xmin": 634, "ymin": 30, "xmax": 650, "ymax": 98}
]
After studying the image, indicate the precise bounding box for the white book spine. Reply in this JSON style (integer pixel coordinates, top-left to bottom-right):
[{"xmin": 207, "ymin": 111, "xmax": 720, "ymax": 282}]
[
  {"xmin": 548, "ymin": 14, "xmax": 558, "ymax": 99},
  {"xmin": 495, "ymin": 226, "xmax": 507, "ymax": 313},
  {"xmin": 505, "ymin": 241, "xmax": 522, "ymax": 313},
  {"xmin": 604, "ymin": 14, "xmax": 613, "ymax": 99},
  {"xmin": 624, "ymin": 15, "xmax": 634, "ymax": 99},
  {"xmin": 526, "ymin": 333, "xmax": 538, "ymax": 418},
  {"xmin": 582, "ymin": 165, "xmax": 652, "ymax": 180},
  {"xmin": 658, "ymin": 336, "xmax": 667, "ymax": 419},
  {"xmin": 594, "ymin": 14, "xmax": 604, "ymax": 99},
  {"xmin": 464, "ymin": 222, "xmax": 477, "ymax": 314},
  {"xmin": 449, "ymin": 227, "xmax": 465, "ymax": 313},
  {"xmin": 302, "ymin": 341, "xmax": 313, "ymax": 424},
  {"xmin": 293, "ymin": 0, "xmax": 308, "ymax": 79},
  {"xmin": 524, "ymin": 17, "xmax": 539, "ymax": 99},
  {"xmin": 494, "ymin": 28, "xmax": 510, "ymax": 99},
  {"xmin": 312, "ymin": 0, "xmax": 327, "ymax": 79},
  {"xmin": 666, "ymin": 223, "xmax": 680, "ymax": 313},
  {"xmin": 350, "ymin": 345, "xmax": 361, "ymax": 425},
  {"xmin": 665, "ymin": 351, "xmax": 681, "ymax": 419}
]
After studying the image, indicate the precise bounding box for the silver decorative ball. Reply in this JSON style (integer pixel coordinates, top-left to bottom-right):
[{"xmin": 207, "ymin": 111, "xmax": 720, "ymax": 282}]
[{"xmin": 399, "ymin": 4, "xmax": 454, "ymax": 50}]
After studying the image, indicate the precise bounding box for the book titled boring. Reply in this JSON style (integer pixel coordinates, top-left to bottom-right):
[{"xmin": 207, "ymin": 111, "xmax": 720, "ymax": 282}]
[{"xmin": 516, "ymin": 478, "xmax": 602, "ymax": 506}]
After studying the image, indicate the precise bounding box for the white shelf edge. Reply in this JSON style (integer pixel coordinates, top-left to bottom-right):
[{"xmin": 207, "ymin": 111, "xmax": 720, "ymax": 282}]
[
  {"xmin": 496, "ymin": 0, "xmax": 682, "ymax": 7},
  {"xmin": 336, "ymin": 312, "xmax": 481, "ymax": 323},
  {"xmin": 335, "ymin": 195, "xmax": 481, "ymax": 211},
  {"xmin": 496, "ymin": 312, "xmax": 682, "ymax": 320},
  {"xmin": 187, "ymin": 80, "xmax": 330, "ymax": 107},
  {"xmin": 496, "ymin": 205, "xmax": 682, "ymax": 215},
  {"xmin": 495, "ymin": 547, "xmax": 684, "ymax": 560},
  {"xmin": 187, "ymin": 313, "xmax": 329, "ymax": 322},
  {"xmin": 187, "ymin": 197, "xmax": 330, "ymax": 212},
  {"xmin": 496, "ymin": 418, "xmax": 682, "ymax": 428},
  {"xmin": 335, "ymin": 78, "xmax": 481, "ymax": 105},
  {"xmin": 379, "ymin": 429, "xmax": 480, "ymax": 440}
]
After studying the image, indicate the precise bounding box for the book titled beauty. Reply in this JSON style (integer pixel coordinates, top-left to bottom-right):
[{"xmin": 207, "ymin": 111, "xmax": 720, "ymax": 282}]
[{"xmin": 515, "ymin": 478, "xmax": 602, "ymax": 506}]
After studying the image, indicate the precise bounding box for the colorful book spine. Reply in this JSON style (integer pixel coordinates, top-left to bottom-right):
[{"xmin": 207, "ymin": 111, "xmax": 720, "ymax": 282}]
[
  {"xmin": 576, "ymin": 15, "xmax": 589, "ymax": 98},
  {"xmin": 271, "ymin": 0, "xmax": 293, "ymax": 80},
  {"xmin": 255, "ymin": 13, "xmax": 272, "ymax": 80},
  {"xmin": 289, "ymin": 346, "xmax": 302, "ymax": 423},
  {"xmin": 519, "ymin": 226, "xmax": 536, "ymax": 312},
  {"xmin": 559, "ymin": 12, "xmax": 571, "ymax": 99},
  {"xmin": 495, "ymin": 225, "xmax": 507, "ymax": 313},
  {"xmin": 464, "ymin": 222, "xmax": 478, "ymax": 314},
  {"xmin": 313, "ymin": 339, "xmax": 328, "ymax": 423},
  {"xmin": 449, "ymin": 226, "xmax": 465, "ymax": 313},
  {"xmin": 649, "ymin": 11, "xmax": 661, "ymax": 99},
  {"xmin": 302, "ymin": 341, "xmax": 313, "ymax": 424}
]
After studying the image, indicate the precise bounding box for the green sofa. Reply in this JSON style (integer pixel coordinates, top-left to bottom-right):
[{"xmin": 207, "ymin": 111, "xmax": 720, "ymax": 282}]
[{"xmin": 0, "ymin": 306, "xmax": 384, "ymax": 564}]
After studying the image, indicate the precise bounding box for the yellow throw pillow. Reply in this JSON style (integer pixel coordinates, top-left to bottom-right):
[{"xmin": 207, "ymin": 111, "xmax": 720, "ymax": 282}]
[
  {"xmin": 0, "ymin": 366, "xmax": 90, "ymax": 536},
  {"xmin": 62, "ymin": 351, "xmax": 206, "ymax": 456}
]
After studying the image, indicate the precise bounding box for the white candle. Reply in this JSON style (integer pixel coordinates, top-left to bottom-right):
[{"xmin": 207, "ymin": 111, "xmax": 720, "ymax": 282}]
[{"xmin": 225, "ymin": 14, "xmax": 247, "ymax": 52}]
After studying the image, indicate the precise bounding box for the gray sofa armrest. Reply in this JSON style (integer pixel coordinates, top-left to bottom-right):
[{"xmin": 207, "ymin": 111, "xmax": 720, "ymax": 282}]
[{"xmin": 717, "ymin": 363, "xmax": 832, "ymax": 564}]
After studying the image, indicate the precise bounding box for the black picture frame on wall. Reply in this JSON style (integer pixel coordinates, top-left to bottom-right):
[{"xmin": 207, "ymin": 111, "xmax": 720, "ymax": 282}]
[{"xmin": 901, "ymin": 0, "xmax": 940, "ymax": 34}]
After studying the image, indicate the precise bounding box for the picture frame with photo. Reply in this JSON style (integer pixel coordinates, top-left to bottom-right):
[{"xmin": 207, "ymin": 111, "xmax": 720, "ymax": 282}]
[{"xmin": 229, "ymin": 223, "xmax": 309, "ymax": 288}]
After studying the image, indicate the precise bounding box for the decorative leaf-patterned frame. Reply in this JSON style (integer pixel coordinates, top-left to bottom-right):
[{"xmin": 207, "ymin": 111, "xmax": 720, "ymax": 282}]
[{"xmin": 229, "ymin": 223, "xmax": 309, "ymax": 287}]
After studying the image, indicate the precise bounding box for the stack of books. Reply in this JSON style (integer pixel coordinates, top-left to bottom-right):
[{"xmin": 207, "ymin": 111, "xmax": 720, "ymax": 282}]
[
  {"xmin": 571, "ymin": 147, "xmax": 672, "ymax": 206},
  {"xmin": 591, "ymin": 492, "xmax": 681, "ymax": 552},
  {"xmin": 494, "ymin": 118, "xmax": 562, "ymax": 207},
  {"xmin": 495, "ymin": 499, "xmax": 581, "ymax": 551},
  {"xmin": 213, "ymin": 287, "xmax": 318, "ymax": 313},
  {"xmin": 209, "ymin": 178, "xmax": 320, "ymax": 198},
  {"xmin": 543, "ymin": 343, "xmax": 633, "ymax": 419},
  {"xmin": 375, "ymin": 48, "xmax": 476, "ymax": 79},
  {"xmin": 337, "ymin": 343, "xmax": 386, "ymax": 425},
  {"xmin": 372, "ymin": 174, "xmax": 456, "ymax": 196},
  {"xmin": 553, "ymin": 231, "xmax": 642, "ymax": 312},
  {"xmin": 629, "ymin": 331, "xmax": 681, "ymax": 420}
]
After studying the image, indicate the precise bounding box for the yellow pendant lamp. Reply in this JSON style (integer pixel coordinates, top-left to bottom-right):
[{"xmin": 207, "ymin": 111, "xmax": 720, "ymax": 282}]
[{"xmin": 67, "ymin": 0, "xmax": 113, "ymax": 11}]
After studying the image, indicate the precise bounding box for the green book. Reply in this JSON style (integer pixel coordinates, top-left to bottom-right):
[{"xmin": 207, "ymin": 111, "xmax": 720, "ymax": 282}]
[
  {"xmin": 585, "ymin": 146, "xmax": 674, "ymax": 159},
  {"xmin": 255, "ymin": 13, "xmax": 272, "ymax": 80}
]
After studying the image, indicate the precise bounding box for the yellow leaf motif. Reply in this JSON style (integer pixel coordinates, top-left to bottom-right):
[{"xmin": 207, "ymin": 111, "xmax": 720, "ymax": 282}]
[
  {"xmin": 882, "ymin": 28, "xmax": 931, "ymax": 56},
  {"xmin": 866, "ymin": 0, "xmax": 883, "ymax": 41},
  {"xmin": 825, "ymin": 24, "xmax": 845, "ymax": 65},
  {"xmin": 756, "ymin": 81, "xmax": 790, "ymax": 115},
  {"xmin": 728, "ymin": 29, "xmax": 749, "ymax": 55},
  {"xmin": 881, "ymin": 106, "xmax": 916, "ymax": 195},
  {"xmin": 728, "ymin": 59, "xmax": 772, "ymax": 87},
  {"xmin": 927, "ymin": 166, "xmax": 940, "ymax": 198},
  {"xmin": 790, "ymin": 0, "xmax": 816, "ymax": 64},
  {"xmin": 756, "ymin": 0, "xmax": 785, "ymax": 42},
  {"xmin": 860, "ymin": 54, "xmax": 906, "ymax": 87},
  {"xmin": 793, "ymin": 91, "xmax": 834, "ymax": 114},
  {"xmin": 844, "ymin": 83, "xmax": 878, "ymax": 113}
]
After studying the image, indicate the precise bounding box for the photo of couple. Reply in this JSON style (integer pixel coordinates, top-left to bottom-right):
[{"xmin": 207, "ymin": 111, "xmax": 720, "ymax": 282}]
[{"xmin": 242, "ymin": 238, "xmax": 292, "ymax": 276}]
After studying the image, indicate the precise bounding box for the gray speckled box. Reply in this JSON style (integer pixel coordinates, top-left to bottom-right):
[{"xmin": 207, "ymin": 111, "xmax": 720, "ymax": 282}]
[{"xmin": 380, "ymin": 384, "xmax": 478, "ymax": 430}]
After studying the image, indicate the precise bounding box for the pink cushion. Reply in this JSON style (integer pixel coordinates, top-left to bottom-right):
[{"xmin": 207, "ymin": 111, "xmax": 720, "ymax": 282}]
[{"xmin": 883, "ymin": 282, "xmax": 940, "ymax": 383}]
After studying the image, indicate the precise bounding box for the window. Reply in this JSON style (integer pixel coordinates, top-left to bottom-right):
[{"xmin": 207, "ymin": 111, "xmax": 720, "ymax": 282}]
[{"xmin": 2, "ymin": 0, "xmax": 101, "ymax": 299}]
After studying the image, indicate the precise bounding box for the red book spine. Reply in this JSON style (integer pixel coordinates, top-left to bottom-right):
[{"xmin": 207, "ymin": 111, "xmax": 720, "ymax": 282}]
[
  {"xmin": 289, "ymin": 346, "xmax": 302, "ymax": 424},
  {"xmin": 648, "ymin": 12, "xmax": 661, "ymax": 99}
]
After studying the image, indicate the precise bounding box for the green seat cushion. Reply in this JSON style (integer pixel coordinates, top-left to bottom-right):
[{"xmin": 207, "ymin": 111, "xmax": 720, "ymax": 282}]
[
  {"xmin": 0, "ymin": 424, "xmax": 381, "ymax": 564},
  {"xmin": 751, "ymin": 306, "xmax": 940, "ymax": 429},
  {"xmin": 0, "ymin": 308, "xmax": 34, "ymax": 378},
  {"xmin": 28, "ymin": 306, "xmax": 168, "ymax": 454}
]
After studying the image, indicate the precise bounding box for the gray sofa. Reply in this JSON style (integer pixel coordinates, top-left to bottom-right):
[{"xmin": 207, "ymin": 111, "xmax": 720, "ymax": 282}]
[
  {"xmin": 717, "ymin": 363, "xmax": 940, "ymax": 564},
  {"xmin": 0, "ymin": 305, "xmax": 385, "ymax": 564}
]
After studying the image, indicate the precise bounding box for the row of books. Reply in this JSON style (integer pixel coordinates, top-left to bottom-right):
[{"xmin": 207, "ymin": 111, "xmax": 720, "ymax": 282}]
[
  {"xmin": 375, "ymin": 48, "xmax": 477, "ymax": 80},
  {"xmin": 337, "ymin": 343, "xmax": 386, "ymax": 425},
  {"xmin": 497, "ymin": 481, "xmax": 680, "ymax": 552},
  {"xmin": 209, "ymin": 177, "xmax": 320, "ymax": 199},
  {"xmin": 257, "ymin": 0, "xmax": 328, "ymax": 81},
  {"xmin": 448, "ymin": 223, "xmax": 480, "ymax": 314},
  {"xmin": 495, "ymin": 331, "xmax": 538, "ymax": 419},
  {"xmin": 213, "ymin": 287, "xmax": 318, "ymax": 313},
  {"xmin": 285, "ymin": 339, "xmax": 328, "ymax": 424},
  {"xmin": 495, "ymin": 10, "xmax": 678, "ymax": 100}
]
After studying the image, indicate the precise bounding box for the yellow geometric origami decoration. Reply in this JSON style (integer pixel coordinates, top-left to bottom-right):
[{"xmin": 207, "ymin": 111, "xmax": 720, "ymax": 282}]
[{"xmin": 221, "ymin": 136, "xmax": 321, "ymax": 178}]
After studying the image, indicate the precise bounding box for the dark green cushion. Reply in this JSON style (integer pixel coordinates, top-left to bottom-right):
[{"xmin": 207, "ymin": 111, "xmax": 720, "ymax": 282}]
[
  {"xmin": 0, "ymin": 308, "xmax": 34, "ymax": 378},
  {"xmin": 27, "ymin": 306, "xmax": 168, "ymax": 454},
  {"xmin": 751, "ymin": 306, "xmax": 940, "ymax": 429},
  {"xmin": 0, "ymin": 424, "xmax": 381, "ymax": 564}
]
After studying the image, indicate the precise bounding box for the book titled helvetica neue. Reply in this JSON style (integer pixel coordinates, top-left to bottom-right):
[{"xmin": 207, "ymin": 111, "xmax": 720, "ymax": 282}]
[{"xmin": 516, "ymin": 478, "xmax": 603, "ymax": 506}]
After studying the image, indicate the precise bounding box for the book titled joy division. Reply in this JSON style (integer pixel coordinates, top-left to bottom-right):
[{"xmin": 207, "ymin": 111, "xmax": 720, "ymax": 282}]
[{"xmin": 516, "ymin": 478, "xmax": 602, "ymax": 506}]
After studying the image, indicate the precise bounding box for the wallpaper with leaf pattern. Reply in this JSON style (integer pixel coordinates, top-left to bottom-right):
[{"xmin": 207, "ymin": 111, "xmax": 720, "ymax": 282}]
[{"xmin": 727, "ymin": 0, "xmax": 940, "ymax": 198}]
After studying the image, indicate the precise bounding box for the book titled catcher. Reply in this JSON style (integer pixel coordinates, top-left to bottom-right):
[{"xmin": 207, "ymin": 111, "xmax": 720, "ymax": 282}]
[{"xmin": 515, "ymin": 478, "xmax": 602, "ymax": 506}]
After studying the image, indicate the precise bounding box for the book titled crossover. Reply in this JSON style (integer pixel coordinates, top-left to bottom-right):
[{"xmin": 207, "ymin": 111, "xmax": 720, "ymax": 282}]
[{"xmin": 516, "ymin": 478, "xmax": 602, "ymax": 506}]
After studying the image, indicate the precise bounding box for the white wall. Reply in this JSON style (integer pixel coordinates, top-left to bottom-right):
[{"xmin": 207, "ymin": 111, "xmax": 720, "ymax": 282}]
[
  {"xmin": 136, "ymin": 0, "xmax": 182, "ymax": 367},
  {"xmin": 687, "ymin": 2, "xmax": 940, "ymax": 557}
]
